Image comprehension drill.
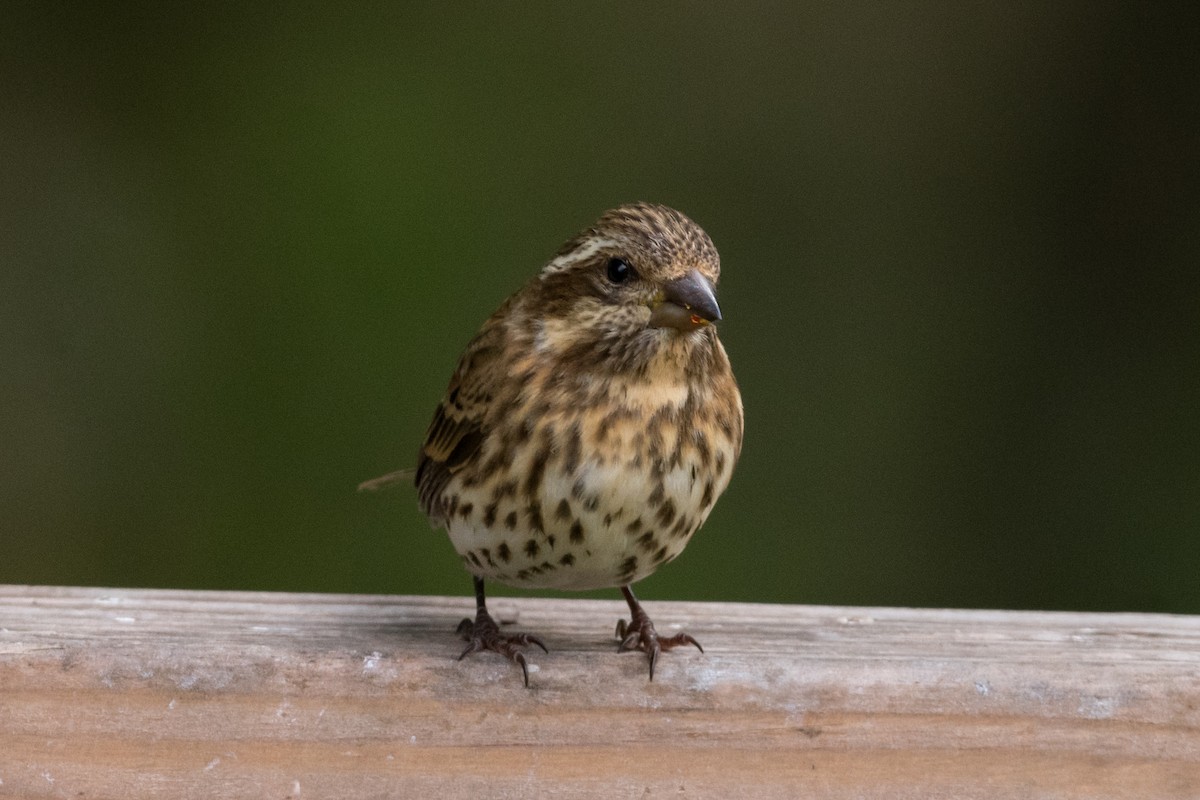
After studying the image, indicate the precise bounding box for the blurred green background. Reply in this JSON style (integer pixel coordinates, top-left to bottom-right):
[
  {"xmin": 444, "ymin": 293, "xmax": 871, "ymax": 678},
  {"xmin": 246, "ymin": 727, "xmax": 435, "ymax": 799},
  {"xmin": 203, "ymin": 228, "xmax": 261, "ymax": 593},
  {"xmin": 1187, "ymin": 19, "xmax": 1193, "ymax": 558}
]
[{"xmin": 2, "ymin": 4, "xmax": 1197, "ymax": 613}]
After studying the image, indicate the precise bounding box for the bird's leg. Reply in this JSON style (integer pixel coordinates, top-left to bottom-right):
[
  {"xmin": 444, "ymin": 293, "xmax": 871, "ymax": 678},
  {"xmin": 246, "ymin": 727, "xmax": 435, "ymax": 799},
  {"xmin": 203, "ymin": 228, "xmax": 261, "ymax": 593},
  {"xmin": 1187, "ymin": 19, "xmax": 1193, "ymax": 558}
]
[
  {"xmin": 456, "ymin": 576, "xmax": 547, "ymax": 687},
  {"xmin": 615, "ymin": 585, "xmax": 703, "ymax": 680}
]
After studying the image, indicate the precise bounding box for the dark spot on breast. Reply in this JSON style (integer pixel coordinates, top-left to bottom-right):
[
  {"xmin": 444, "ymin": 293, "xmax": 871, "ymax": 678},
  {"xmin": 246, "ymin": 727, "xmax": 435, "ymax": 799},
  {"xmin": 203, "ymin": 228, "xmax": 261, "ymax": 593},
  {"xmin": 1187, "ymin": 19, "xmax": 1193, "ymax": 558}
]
[
  {"xmin": 569, "ymin": 521, "xmax": 585, "ymax": 543},
  {"xmin": 547, "ymin": 534, "xmax": 556, "ymax": 549},
  {"xmin": 458, "ymin": 502, "xmax": 474, "ymax": 519},
  {"xmin": 701, "ymin": 480, "xmax": 714, "ymax": 509},
  {"xmin": 525, "ymin": 445, "xmax": 550, "ymax": 496},
  {"xmin": 656, "ymin": 499, "xmax": 677, "ymax": 528},
  {"xmin": 527, "ymin": 502, "xmax": 544, "ymax": 533},
  {"xmin": 481, "ymin": 447, "xmax": 513, "ymax": 481},
  {"xmin": 602, "ymin": 405, "xmax": 634, "ymax": 429},
  {"xmin": 497, "ymin": 542, "xmax": 511, "ymax": 563},
  {"xmin": 492, "ymin": 479, "xmax": 518, "ymax": 500},
  {"xmin": 504, "ymin": 511, "xmax": 518, "ymax": 530},
  {"xmin": 626, "ymin": 517, "xmax": 643, "ymax": 534},
  {"xmin": 555, "ymin": 498, "xmax": 572, "ymax": 521},
  {"xmin": 571, "ymin": 478, "xmax": 587, "ymax": 500},
  {"xmin": 524, "ymin": 539, "xmax": 540, "ymax": 558},
  {"xmin": 564, "ymin": 422, "xmax": 582, "ymax": 475},
  {"xmin": 516, "ymin": 569, "xmax": 531, "ymax": 581},
  {"xmin": 483, "ymin": 503, "xmax": 498, "ymax": 527},
  {"xmin": 694, "ymin": 433, "xmax": 711, "ymax": 467},
  {"xmin": 560, "ymin": 553, "xmax": 575, "ymax": 567},
  {"xmin": 619, "ymin": 555, "xmax": 638, "ymax": 580},
  {"xmin": 584, "ymin": 494, "xmax": 599, "ymax": 512},
  {"xmin": 653, "ymin": 546, "xmax": 670, "ymax": 565},
  {"xmin": 647, "ymin": 483, "xmax": 665, "ymax": 507},
  {"xmin": 648, "ymin": 412, "xmax": 667, "ymax": 455},
  {"xmin": 480, "ymin": 548, "xmax": 496, "ymax": 568},
  {"xmin": 637, "ymin": 531, "xmax": 659, "ymax": 552},
  {"xmin": 467, "ymin": 550, "xmax": 482, "ymax": 568},
  {"xmin": 715, "ymin": 452, "xmax": 726, "ymax": 476},
  {"xmin": 670, "ymin": 515, "xmax": 689, "ymax": 538},
  {"xmin": 669, "ymin": 439, "xmax": 685, "ymax": 470}
]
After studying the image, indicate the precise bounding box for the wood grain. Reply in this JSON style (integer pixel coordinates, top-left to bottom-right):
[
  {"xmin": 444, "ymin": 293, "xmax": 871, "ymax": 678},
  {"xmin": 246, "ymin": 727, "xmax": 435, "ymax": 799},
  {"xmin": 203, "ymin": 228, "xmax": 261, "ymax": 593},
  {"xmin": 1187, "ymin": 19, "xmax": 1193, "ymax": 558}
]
[{"xmin": 1, "ymin": 584, "xmax": 1198, "ymax": 799}]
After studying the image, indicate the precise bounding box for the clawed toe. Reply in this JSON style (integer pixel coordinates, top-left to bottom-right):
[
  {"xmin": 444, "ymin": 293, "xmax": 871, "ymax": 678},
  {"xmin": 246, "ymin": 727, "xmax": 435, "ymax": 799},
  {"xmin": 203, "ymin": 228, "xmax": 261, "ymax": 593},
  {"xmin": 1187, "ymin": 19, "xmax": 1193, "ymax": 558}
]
[
  {"xmin": 455, "ymin": 604, "xmax": 547, "ymax": 687},
  {"xmin": 615, "ymin": 587, "xmax": 703, "ymax": 680}
]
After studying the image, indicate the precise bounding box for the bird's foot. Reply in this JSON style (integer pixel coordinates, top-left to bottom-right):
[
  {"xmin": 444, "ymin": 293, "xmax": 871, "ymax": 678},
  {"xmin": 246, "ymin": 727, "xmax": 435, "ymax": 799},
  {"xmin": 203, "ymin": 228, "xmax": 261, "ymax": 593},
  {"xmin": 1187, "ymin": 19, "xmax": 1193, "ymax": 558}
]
[
  {"xmin": 615, "ymin": 588, "xmax": 702, "ymax": 680},
  {"xmin": 456, "ymin": 609, "xmax": 547, "ymax": 687}
]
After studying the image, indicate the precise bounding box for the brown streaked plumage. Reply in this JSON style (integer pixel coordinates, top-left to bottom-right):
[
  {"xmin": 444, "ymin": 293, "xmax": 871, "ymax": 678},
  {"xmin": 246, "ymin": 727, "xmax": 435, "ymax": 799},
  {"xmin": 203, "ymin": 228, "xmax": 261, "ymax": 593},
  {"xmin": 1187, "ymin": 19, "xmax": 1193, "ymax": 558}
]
[{"xmin": 406, "ymin": 202, "xmax": 743, "ymax": 685}]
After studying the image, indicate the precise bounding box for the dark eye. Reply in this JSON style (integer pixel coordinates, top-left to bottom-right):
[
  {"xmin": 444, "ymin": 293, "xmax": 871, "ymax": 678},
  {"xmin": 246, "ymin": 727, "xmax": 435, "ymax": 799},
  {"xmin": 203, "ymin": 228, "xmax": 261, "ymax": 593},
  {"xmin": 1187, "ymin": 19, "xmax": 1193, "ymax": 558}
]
[{"xmin": 606, "ymin": 257, "xmax": 634, "ymax": 284}]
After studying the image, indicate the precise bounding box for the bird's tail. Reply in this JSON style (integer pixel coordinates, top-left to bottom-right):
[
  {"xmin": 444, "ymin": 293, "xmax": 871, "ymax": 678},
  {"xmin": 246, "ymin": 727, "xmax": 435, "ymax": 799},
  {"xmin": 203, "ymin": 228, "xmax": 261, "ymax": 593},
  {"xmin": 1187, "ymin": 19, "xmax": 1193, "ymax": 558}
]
[{"xmin": 357, "ymin": 468, "xmax": 415, "ymax": 492}]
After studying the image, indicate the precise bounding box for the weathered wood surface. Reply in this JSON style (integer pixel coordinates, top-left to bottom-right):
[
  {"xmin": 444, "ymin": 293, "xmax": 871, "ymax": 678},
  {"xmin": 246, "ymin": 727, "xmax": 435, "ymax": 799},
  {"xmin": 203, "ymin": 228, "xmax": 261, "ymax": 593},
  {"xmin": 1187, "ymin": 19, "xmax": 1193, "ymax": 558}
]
[{"xmin": 1, "ymin": 584, "xmax": 1198, "ymax": 799}]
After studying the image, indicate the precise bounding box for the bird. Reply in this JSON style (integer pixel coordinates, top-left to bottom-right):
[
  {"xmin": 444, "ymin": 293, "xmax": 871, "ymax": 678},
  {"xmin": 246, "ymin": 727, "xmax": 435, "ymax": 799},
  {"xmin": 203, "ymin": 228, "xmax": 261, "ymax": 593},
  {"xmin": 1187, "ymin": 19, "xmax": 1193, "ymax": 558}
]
[{"xmin": 368, "ymin": 202, "xmax": 743, "ymax": 685}]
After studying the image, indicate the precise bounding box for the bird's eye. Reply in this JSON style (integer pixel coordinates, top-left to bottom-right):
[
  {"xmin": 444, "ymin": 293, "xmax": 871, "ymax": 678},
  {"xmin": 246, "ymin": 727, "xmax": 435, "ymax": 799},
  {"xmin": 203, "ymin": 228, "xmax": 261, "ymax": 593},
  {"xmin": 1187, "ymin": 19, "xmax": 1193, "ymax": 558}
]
[{"xmin": 606, "ymin": 258, "xmax": 635, "ymax": 284}]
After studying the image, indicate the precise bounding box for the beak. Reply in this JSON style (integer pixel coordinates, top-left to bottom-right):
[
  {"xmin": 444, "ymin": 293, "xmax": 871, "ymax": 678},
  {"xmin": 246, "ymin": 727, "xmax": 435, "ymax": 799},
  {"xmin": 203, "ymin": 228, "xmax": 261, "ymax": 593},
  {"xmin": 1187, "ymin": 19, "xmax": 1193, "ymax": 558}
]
[{"xmin": 649, "ymin": 270, "xmax": 722, "ymax": 331}]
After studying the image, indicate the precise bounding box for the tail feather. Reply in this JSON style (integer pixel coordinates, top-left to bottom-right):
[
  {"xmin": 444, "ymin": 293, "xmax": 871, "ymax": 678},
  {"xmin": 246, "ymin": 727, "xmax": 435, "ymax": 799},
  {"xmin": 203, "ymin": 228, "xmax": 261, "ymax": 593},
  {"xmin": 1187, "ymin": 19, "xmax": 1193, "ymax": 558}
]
[{"xmin": 357, "ymin": 468, "xmax": 415, "ymax": 492}]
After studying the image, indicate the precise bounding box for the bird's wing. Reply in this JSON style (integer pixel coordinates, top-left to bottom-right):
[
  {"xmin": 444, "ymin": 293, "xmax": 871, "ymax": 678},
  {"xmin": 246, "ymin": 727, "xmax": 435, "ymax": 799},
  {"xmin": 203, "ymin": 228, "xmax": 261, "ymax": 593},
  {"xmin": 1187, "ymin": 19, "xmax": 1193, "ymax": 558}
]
[{"xmin": 415, "ymin": 312, "xmax": 509, "ymax": 522}]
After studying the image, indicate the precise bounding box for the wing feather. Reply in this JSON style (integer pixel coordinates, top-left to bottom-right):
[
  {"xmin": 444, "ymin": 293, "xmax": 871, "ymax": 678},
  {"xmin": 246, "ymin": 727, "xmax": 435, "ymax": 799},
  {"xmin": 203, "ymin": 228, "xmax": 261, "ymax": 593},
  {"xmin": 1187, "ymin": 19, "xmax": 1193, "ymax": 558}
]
[{"xmin": 415, "ymin": 312, "xmax": 511, "ymax": 522}]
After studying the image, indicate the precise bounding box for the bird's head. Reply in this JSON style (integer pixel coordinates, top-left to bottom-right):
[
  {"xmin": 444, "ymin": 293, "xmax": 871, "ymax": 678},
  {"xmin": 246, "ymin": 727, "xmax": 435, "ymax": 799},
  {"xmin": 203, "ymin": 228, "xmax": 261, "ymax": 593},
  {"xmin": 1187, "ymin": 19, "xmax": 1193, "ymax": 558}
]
[{"xmin": 533, "ymin": 204, "xmax": 723, "ymax": 363}]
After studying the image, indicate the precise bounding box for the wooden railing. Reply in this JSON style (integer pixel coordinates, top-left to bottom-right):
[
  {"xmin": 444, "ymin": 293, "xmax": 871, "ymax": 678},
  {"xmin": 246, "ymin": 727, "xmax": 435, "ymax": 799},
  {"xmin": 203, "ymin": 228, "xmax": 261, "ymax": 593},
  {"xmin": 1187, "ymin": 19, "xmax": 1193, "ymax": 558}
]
[{"xmin": 2, "ymin": 584, "xmax": 1197, "ymax": 798}]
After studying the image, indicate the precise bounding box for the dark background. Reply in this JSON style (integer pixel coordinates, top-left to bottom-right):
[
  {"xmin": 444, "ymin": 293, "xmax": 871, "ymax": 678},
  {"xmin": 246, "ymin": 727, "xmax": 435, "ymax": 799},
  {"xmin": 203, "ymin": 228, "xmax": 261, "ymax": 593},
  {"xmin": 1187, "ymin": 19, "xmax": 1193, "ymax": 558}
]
[{"xmin": 3, "ymin": 4, "xmax": 1198, "ymax": 612}]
